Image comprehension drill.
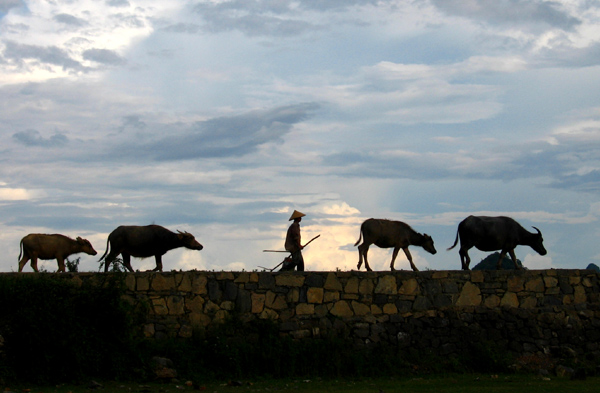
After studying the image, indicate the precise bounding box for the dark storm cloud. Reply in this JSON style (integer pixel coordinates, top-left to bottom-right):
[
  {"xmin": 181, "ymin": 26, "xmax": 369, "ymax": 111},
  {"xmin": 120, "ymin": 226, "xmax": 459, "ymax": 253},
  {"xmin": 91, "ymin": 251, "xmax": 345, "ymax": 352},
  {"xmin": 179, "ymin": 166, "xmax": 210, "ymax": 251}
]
[
  {"xmin": 2, "ymin": 41, "xmax": 86, "ymax": 72},
  {"xmin": 432, "ymin": 0, "xmax": 581, "ymax": 31},
  {"xmin": 82, "ymin": 48, "xmax": 126, "ymax": 65},
  {"xmin": 12, "ymin": 129, "xmax": 69, "ymax": 147},
  {"xmin": 136, "ymin": 103, "xmax": 319, "ymax": 160},
  {"xmin": 53, "ymin": 13, "xmax": 88, "ymax": 27}
]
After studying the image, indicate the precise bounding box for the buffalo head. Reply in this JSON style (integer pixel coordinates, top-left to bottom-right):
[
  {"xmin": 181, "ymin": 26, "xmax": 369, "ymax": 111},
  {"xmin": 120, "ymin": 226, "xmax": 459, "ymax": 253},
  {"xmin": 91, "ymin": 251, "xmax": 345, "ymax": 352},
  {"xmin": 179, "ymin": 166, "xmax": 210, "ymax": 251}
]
[
  {"xmin": 76, "ymin": 237, "xmax": 98, "ymax": 256},
  {"xmin": 530, "ymin": 227, "xmax": 547, "ymax": 256},
  {"xmin": 177, "ymin": 231, "xmax": 204, "ymax": 251},
  {"xmin": 422, "ymin": 234, "xmax": 437, "ymax": 255}
]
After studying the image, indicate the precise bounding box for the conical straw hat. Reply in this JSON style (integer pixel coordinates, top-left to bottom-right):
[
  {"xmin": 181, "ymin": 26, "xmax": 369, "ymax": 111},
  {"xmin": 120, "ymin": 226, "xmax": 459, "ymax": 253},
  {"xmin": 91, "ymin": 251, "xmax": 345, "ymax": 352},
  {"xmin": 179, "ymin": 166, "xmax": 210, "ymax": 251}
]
[{"xmin": 289, "ymin": 210, "xmax": 306, "ymax": 221}]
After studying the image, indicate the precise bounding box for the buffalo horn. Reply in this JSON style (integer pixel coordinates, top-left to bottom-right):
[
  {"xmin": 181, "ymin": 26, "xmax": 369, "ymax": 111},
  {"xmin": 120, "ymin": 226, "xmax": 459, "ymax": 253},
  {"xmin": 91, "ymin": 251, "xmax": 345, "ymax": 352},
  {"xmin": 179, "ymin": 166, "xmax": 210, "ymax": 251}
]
[{"xmin": 532, "ymin": 226, "xmax": 541, "ymax": 235}]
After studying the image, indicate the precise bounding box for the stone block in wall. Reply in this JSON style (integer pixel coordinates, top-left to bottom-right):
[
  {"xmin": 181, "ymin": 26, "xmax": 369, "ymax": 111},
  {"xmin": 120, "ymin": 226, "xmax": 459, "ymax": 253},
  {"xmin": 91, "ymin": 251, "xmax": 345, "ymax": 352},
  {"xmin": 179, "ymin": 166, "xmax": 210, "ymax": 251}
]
[
  {"xmin": 456, "ymin": 281, "xmax": 481, "ymax": 307},
  {"xmin": 484, "ymin": 294, "xmax": 500, "ymax": 308},
  {"xmin": 152, "ymin": 274, "xmax": 175, "ymax": 291},
  {"xmin": 433, "ymin": 294, "xmax": 452, "ymax": 308},
  {"xmin": 258, "ymin": 273, "xmax": 275, "ymax": 289},
  {"xmin": 223, "ymin": 281, "xmax": 238, "ymax": 301},
  {"xmin": 179, "ymin": 325, "xmax": 193, "ymax": 338},
  {"xmin": 305, "ymin": 274, "xmax": 324, "ymax": 287},
  {"xmin": 296, "ymin": 303, "xmax": 314, "ymax": 315},
  {"xmin": 260, "ymin": 308, "xmax": 278, "ymax": 320},
  {"xmin": 216, "ymin": 272, "xmax": 234, "ymax": 280},
  {"xmin": 287, "ymin": 287, "xmax": 300, "ymax": 303},
  {"xmin": 276, "ymin": 274, "xmax": 305, "ymax": 287},
  {"xmin": 544, "ymin": 276, "xmax": 558, "ymax": 289},
  {"xmin": 307, "ymin": 287, "xmax": 324, "ymax": 304},
  {"xmin": 192, "ymin": 274, "xmax": 207, "ymax": 294},
  {"xmin": 204, "ymin": 300, "xmax": 220, "ymax": 315},
  {"xmin": 470, "ymin": 271, "xmax": 484, "ymax": 283},
  {"xmin": 137, "ymin": 275, "xmax": 150, "ymax": 291},
  {"xmin": 359, "ymin": 278, "xmax": 374, "ymax": 294},
  {"xmin": 501, "ymin": 292, "xmax": 519, "ymax": 308},
  {"xmin": 511, "ymin": 275, "xmax": 529, "ymax": 293},
  {"xmin": 167, "ymin": 296, "xmax": 185, "ymax": 315},
  {"xmin": 143, "ymin": 323, "xmax": 155, "ymax": 338},
  {"xmin": 208, "ymin": 280, "xmax": 222, "ymax": 302},
  {"xmin": 413, "ymin": 296, "xmax": 432, "ymax": 311},
  {"xmin": 189, "ymin": 311, "xmax": 211, "ymax": 327},
  {"xmin": 398, "ymin": 278, "xmax": 419, "ymax": 295},
  {"xmin": 574, "ymin": 286, "xmax": 587, "ymax": 304},
  {"xmin": 324, "ymin": 273, "xmax": 343, "ymax": 291},
  {"xmin": 331, "ymin": 300, "xmax": 353, "ymax": 317},
  {"xmin": 342, "ymin": 293, "xmax": 359, "ymax": 301},
  {"xmin": 371, "ymin": 304, "xmax": 382, "ymax": 315},
  {"xmin": 186, "ymin": 295, "xmax": 205, "ymax": 313},
  {"xmin": 525, "ymin": 276, "xmax": 544, "ymax": 292},
  {"xmin": 214, "ymin": 310, "xmax": 229, "ymax": 322},
  {"xmin": 345, "ymin": 276, "xmax": 359, "ymax": 294},
  {"xmin": 442, "ymin": 280, "xmax": 459, "ymax": 294},
  {"xmin": 125, "ymin": 275, "xmax": 136, "ymax": 291},
  {"xmin": 383, "ymin": 303, "xmax": 398, "ymax": 314},
  {"xmin": 251, "ymin": 293, "xmax": 265, "ymax": 313},
  {"xmin": 315, "ymin": 304, "xmax": 329, "ymax": 318},
  {"xmin": 176, "ymin": 273, "xmax": 192, "ymax": 292},
  {"xmin": 324, "ymin": 290, "xmax": 340, "ymax": 303},
  {"xmin": 236, "ymin": 289, "xmax": 252, "ymax": 313},
  {"xmin": 152, "ymin": 298, "xmax": 169, "ymax": 315},
  {"xmin": 221, "ymin": 301, "xmax": 235, "ymax": 311},
  {"xmin": 520, "ymin": 296, "xmax": 537, "ymax": 309},
  {"xmin": 266, "ymin": 291, "xmax": 288, "ymax": 309},
  {"xmin": 352, "ymin": 300, "xmax": 370, "ymax": 316},
  {"xmin": 396, "ymin": 300, "xmax": 412, "ymax": 313},
  {"xmin": 375, "ymin": 275, "xmax": 397, "ymax": 294}
]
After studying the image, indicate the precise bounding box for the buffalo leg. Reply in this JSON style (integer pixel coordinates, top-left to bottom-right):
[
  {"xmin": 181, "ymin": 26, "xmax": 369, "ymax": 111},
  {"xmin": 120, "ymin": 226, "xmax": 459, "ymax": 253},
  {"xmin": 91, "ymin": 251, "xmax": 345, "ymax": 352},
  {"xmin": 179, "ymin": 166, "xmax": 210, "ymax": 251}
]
[
  {"xmin": 508, "ymin": 249, "xmax": 521, "ymax": 269},
  {"xmin": 357, "ymin": 249, "xmax": 363, "ymax": 270},
  {"xmin": 402, "ymin": 247, "xmax": 419, "ymax": 272},
  {"xmin": 390, "ymin": 247, "xmax": 400, "ymax": 271},
  {"xmin": 122, "ymin": 253, "xmax": 134, "ymax": 272},
  {"xmin": 56, "ymin": 257, "xmax": 66, "ymax": 273},
  {"xmin": 152, "ymin": 255, "xmax": 163, "ymax": 272},
  {"xmin": 18, "ymin": 255, "xmax": 30, "ymax": 272},
  {"xmin": 459, "ymin": 247, "xmax": 470, "ymax": 270},
  {"xmin": 357, "ymin": 244, "xmax": 371, "ymax": 271},
  {"xmin": 360, "ymin": 245, "xmax": 373, "ymax": 271},
  {"xmin": 30, "ymin": 256, "xmax": 39, "ymax": 272},
  {"xmin": 104, "ymin": 249, "xmax": 120, "ymax": 272}
]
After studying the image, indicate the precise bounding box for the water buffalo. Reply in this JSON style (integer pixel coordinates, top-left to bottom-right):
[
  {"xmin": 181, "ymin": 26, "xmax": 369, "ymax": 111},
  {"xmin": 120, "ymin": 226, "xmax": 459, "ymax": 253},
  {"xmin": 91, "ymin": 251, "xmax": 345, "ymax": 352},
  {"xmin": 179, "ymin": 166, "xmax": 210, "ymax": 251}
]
[
  {"xmin": 354, "ymin": 218, "xmax": 437, "ymax": 271},
  {"xmin": 98, "ymin": 225, "xmax": 203, "ymax": 272},
  {"xmin": 18, "ymin": 234, "xmax": 98, "ymax": 273},
  {"xmin": 447, "ymin": 215, "xmax": 547, "ymax": 270}
]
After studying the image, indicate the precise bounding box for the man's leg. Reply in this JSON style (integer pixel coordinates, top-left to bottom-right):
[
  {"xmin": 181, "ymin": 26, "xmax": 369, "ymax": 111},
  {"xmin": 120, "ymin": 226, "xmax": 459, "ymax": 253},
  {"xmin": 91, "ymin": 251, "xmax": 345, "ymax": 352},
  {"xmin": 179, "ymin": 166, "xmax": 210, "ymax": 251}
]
[{"xmin": 293, "ymin": 251, "xmax": 304, "ymax": 271}]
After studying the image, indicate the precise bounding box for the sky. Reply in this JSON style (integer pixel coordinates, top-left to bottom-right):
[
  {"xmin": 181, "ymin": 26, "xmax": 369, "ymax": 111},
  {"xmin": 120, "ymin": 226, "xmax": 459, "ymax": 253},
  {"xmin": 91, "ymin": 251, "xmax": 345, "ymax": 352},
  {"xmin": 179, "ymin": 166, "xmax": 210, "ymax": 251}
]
[{"xmin": 1, "ymin": 0, "xmax": 600, "ymax": 273}]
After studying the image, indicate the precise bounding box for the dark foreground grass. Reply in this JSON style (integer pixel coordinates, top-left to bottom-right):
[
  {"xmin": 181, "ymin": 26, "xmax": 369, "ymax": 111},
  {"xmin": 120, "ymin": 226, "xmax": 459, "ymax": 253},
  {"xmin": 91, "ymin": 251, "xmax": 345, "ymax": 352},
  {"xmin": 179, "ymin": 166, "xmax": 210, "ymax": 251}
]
[{"xmin": 7, "ymin": 374, "xmax": 600, "ymax": 393}]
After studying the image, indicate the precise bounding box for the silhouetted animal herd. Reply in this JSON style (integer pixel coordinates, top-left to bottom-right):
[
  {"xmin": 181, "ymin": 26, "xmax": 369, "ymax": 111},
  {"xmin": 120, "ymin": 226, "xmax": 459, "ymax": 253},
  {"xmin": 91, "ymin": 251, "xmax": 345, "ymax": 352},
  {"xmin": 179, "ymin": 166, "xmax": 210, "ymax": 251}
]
[{"xmin": 16, "ymin": 215, "xmax": 547, "ymax": 273}]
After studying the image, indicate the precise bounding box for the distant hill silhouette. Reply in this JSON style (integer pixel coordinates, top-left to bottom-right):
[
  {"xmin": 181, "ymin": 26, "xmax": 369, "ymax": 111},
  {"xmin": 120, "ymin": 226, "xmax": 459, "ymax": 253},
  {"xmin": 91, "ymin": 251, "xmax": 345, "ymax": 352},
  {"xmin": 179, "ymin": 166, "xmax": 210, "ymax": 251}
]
[
  {"xmin": 472, "ymin": 252, "xmax": 524, "ymax": 270},
  {"xmin": 586, "ymin": 263, "xmax": 600, "ymax": 272}
]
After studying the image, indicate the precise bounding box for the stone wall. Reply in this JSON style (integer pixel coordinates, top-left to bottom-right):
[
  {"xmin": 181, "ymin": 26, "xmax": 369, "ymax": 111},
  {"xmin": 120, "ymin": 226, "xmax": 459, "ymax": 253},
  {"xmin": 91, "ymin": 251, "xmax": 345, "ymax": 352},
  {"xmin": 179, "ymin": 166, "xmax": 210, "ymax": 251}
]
[{"xmin": 66, "ymin": 269, "xmax": 600, "ymax": 361}]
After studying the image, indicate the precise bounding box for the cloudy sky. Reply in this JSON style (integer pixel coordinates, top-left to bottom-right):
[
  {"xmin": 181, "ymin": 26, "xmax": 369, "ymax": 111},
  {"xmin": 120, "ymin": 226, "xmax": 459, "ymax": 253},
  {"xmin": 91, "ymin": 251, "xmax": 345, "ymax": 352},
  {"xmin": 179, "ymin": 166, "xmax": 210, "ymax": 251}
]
[{"xmin": 1, "ymin": 0, "xmax": 600, "ymax": 273}]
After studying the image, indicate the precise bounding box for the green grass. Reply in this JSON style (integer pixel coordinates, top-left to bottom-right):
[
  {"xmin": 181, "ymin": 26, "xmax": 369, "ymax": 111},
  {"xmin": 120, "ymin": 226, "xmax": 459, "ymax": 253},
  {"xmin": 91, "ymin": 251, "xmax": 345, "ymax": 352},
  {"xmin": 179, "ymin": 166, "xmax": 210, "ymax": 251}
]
[{"xmin": 7, "ymin": 374, "xmax": 600, "ymax": 393}]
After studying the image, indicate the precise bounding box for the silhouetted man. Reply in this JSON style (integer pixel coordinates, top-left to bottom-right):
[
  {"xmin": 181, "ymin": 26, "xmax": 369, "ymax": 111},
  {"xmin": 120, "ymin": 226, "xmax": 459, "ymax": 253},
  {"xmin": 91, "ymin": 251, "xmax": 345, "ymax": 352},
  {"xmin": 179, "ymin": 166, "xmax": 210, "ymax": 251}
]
[{"xmin": 281, "ymin": 210, "xmax": 305, "ymax": 271}]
